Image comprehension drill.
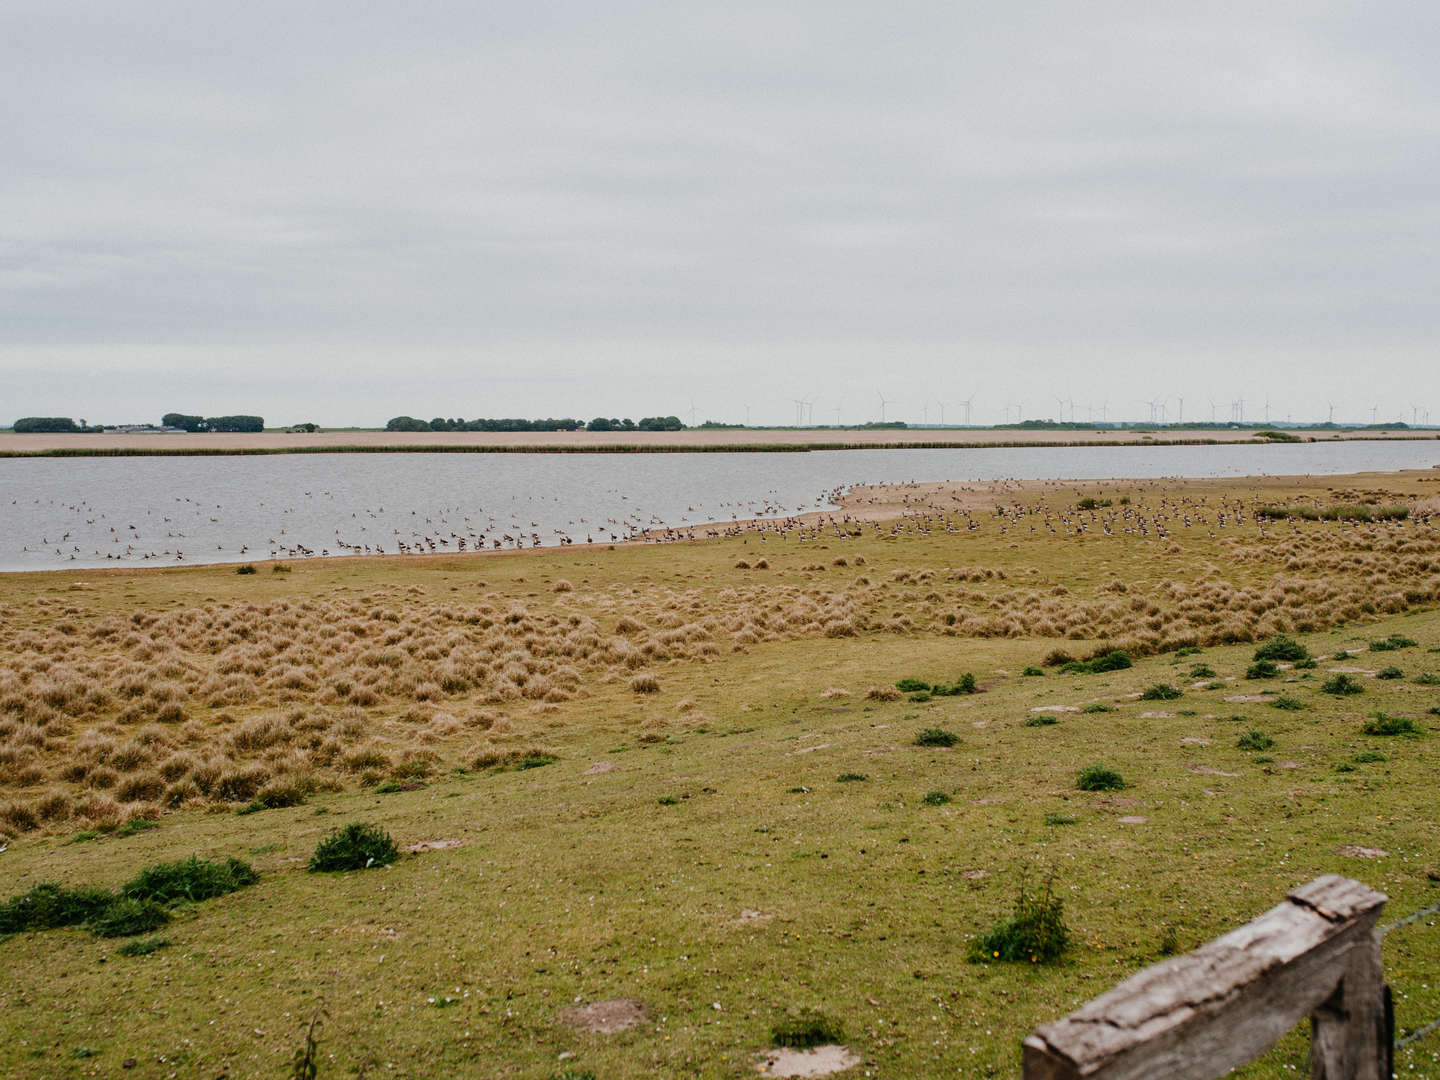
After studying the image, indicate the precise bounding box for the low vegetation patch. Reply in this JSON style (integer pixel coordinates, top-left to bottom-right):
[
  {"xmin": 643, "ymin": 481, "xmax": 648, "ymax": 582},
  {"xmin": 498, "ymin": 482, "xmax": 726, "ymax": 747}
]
[
  {"xmin": 1076, "ymin": 764, "xmax": 1125, "ymax": 791},
  {"xmin": 123, "ymin": 856, "xmax": 257, "ymax": 904},
  {"xmin": 1, "ymin": 856, "xmax": 256, "ymax": 941},
  {"xmin": 1140, "ymin": 682, "xmax": 1182, "ymax": 701},
  {"xmin": 1024, "ymin": 714, "xmax": 1058, "ymax": 727},
  {"xmin": 1322, "ymin": 673, "xmax": 1365, "ymax": 695},
  {"xmin": 1245, "ymin": 660, "xmax": 1280, "ymax": 680},
  {"xmin": 968, "ymin": 873, "xmax": 1069, "ymax": 964},
  {"xmin": 914, "ymin": 728, "xmax": 959, "ymax": 748},
  {"xmin": 1362, "ymin": 713, "xmax": 1422, "ymax": 737},
  {"xmin": 1369, "ymin": 634, "xmax": 1418, "ymax": 652},
  {"xmin": 1254, "ymin": 635, "xmax": 1309, "ymax": 663},
  {"xmin": 1236, "ymin": 730, "xmax": 1275, "ymax": 751},
  {"xmin": 1376, "ymin": 666, "xmax": 1404, "ymax": 680},
  {"xmin": 1060, "ymin": 650, "xmax": 1132, "ymax": 675},
  {"xmin": 1270, "ymin": 695, "xmax": 1305, "ymax": 711}
]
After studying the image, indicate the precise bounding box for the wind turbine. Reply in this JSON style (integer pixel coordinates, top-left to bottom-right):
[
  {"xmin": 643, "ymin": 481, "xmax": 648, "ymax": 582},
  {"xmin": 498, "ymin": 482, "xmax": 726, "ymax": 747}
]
[
  {"xmin": 1263, "ymin": 396, "xmax": 1272, "ymax": 424},
  {"xmin": 1175, "ymin": 395, "xmax": 1184, "ymax": 424},
  {"xmin": 1371, "ymin": 405, "xmax": 1379, "ymax": 424},
  {"xmin": 1209, "ymin": 398, "xmax": 1218, "ymax": 423},
  {"xmin": 1327, "ymin": 402, "xmax": 1335, "ymax": 424},
  {"xmin": 877, "ymin": 391, "xmax": 895, "ymax": 423},
  {"xmin": 686, "ymin": 398, "xmax": 698, "ymax": 427},
  {"xmin": 791, "ymin": 398, "xmax": 807, "ymax": 426},
  {"xmin": 960, "ymin": 394, "xmax": 976, "ymax": 425}
]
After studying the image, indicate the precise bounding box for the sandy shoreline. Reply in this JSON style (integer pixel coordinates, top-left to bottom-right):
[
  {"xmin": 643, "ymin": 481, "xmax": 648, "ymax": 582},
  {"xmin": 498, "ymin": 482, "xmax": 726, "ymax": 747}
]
[{"xmin": 2, "ymin": 426, "xmax": 1434, "ymax": 454}]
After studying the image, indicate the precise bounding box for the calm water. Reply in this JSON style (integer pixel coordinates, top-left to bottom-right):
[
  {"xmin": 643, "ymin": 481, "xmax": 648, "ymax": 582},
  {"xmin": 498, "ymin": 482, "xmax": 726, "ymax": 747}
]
[{"xmin": 2, "ymin": 441, "xmax": 1438, "ymax": 572}]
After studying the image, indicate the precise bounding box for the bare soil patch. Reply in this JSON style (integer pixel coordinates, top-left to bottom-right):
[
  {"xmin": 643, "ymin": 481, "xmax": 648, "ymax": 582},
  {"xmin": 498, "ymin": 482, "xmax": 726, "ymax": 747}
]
[
  {"xmin": 561, "ymin": 999, "xmax": 651, "ymax": 1034},
  {"xmin": 754, "ymin": 1044, "xmax": 861, "ymax": 1077}
]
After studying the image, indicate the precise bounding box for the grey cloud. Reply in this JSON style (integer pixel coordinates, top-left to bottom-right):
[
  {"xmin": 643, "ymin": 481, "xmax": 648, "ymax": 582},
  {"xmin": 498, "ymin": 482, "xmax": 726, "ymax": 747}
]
[{"xmin": 1, "ymin": 1, "xmax": 1437, "ymax": 424}]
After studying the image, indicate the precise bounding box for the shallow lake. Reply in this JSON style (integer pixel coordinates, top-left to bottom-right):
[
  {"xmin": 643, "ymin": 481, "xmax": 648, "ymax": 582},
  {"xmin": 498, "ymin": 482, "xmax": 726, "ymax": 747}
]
[{"xmin": 2, "ymin": 440, "xmax": 1438, "ymax": 572}]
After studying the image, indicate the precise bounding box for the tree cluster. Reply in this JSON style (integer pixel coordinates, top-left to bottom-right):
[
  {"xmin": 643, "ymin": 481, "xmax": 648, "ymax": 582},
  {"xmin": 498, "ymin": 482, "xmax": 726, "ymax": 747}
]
[
  {"xmin": 12, "ymin": 417, "xmax": 84, "ymax": 433},
  {"xmin": 586, "ymin": 416, "xmax": 685, "ymax": 431},
  {"xmin": 161, "ymin": 413, "xmax": 264, "ymax": 433}
]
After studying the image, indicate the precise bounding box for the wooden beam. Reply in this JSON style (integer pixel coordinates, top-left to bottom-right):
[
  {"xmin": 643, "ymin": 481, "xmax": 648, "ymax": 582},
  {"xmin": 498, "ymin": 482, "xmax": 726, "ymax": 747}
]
[{"xmin": 1023, "ymin": 875, "xmax": 1387, "ymax": 1080}]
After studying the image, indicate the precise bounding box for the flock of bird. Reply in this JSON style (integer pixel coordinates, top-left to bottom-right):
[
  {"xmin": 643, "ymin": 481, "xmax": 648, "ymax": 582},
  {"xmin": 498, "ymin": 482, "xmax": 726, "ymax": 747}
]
[
  {"xmin": 10, "ymin": 476, "xmax": 1431, "ymax": 570},
  {"xmin": 7, "ymin": 486, "xmax": 847, "ymax": 568}
]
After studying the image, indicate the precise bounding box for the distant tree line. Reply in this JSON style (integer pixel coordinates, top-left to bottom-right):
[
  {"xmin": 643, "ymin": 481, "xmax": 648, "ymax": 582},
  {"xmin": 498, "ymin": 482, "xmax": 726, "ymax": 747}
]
[
  {"xmin": 12, "ymin": 417, "xmax": 96, "ymax": 433},
  {"xmin": 162, "ymin": 413, "xmax": 265, "ymax": 433},
  {"xmin": 385, "ymin": 415, "xmax": 686, "ymax": 433}
]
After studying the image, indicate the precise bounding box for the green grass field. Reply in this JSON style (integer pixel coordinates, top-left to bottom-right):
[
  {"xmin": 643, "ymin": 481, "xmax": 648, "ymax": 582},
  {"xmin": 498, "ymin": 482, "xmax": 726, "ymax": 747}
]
[{"xmin": 1, "ymin": 474, "xmax": 1437, "ymax": 1078}]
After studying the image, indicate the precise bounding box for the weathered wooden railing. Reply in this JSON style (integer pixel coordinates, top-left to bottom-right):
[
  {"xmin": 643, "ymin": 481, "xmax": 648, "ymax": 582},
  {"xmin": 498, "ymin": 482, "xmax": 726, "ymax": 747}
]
[{"xmin": 1023, "ymin": 875, "xmax": 1390, "ymax": 1080}]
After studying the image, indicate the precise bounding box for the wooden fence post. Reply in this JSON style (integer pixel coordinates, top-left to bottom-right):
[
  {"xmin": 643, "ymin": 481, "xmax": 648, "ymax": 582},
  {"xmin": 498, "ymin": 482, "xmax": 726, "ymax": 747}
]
[{"xmin": 1022, "ymin": 875, "xmax": 1387, "ymax": 1080}]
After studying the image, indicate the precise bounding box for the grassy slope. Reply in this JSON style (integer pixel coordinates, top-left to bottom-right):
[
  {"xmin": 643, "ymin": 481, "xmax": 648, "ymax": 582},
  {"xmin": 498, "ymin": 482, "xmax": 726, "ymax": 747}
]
[{"xmin": 0, "ymin": 475, "xmax": 1437, "ymax": 1079}]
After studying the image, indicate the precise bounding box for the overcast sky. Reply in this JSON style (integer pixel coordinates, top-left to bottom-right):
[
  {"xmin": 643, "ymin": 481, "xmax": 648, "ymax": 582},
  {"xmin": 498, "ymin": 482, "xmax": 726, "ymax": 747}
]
[{"xmin": 2, "ymin": 1, "xmax": 1437, "ymax": 427}]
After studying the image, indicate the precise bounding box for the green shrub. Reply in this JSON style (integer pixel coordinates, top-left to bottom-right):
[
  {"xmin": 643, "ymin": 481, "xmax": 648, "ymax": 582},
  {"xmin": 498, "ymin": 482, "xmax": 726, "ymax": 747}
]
[
  {"xmin": 1376, "ymin": 666, "xmax": 1404, "ymax": 680},
  {"xmin": 1293, "ymin": 657, "xmax": 1318, "ymax": 670},
  {"xmin": 235, "ymin": 564, "xmax": 257, "ymax": 575},
  {"xmin": 1362, "ymin": 713, "xmax": 1421, "ymax": 737},
  {"xmin": 907, "ymin": 690, "xmax": 932, "ymax": 702},
  {"xmin": 0, "ymin": 883, "xmax": 115, "ymax": 934},
  {"xmin": 1253, "ymin": 635, "xmax": 1309, "ymax": 662},
  {"xmin": 1062, "ymin": 651, "xmax": 1132, "ymax": 675},
  {"xmin": 1413, "ymin": 672, "xmax": 1440, "ymax": 685},
  {"xmin": 894, "ymin": 678, "xmax": 930, "ymax": 692},
  {"xmin": 1044, "ymin": 813, "xmax": 1078, "ymax": 826},
  {"xmin": 87, "ymin": 897, "xmax": 170, "ymax": 938},
  {"xmin": 1024, "ymin": 714, "xmax": 1058, "ymax": 727},
  {"xmin": 835, "ymin": 772, "xmax": 868, "ymax": 783},
  {"xmin": 1236, "ymin": 729, "xmax": 1275, "ymax": 751},
  {"xmin": 921, "ymin": 791, "xmax": 951, "ymax": 806},
  {"xmin": 122, "ymin": 856, "xmax": 257, "ymax": 905},
  {"xmin": 1081, "ymin": 702, "xmax": 1115, "ymax": 714},
  {"xmin": 968, "ymin": 873, "xmax": 1069, "ymax": 964},
  {"xmin": 1245, "ymin": 660, "xmax": 1280, "ymax": 680},
  {"xmin": 1353, "ymin": 751, "xmax": 1387, "ymax": 764},
  {"xmin": 517, "ymin": 754, "xmax": 556, "ymax": 770},
  {"xmin": 309, "ymin": 823, "xmax": 399, "ymax": 872},
  {"xmin": 1076, "ymin": 497, "xmax": 1111, "ymax": 510},
  {"xmin": 1370, "ymin": 634, "xmax": 1417, "ymax": 652},
  {"xmin": 1022, "ymin": 666, "xmax": 1045, "ymax": 677},
  {"xmin": 1140, "ymin": 683, "xmax": 1182, "ymax": 701},
  {"xmin": 657, "ymin": 795, "xmax": 680, "ymax": 805},
  {"xmin": 771, "ymin": 1009, "xmax": 845, "ymax": 1048},
  {"xmin": 1189, "ymin": 663, "xmax": 1216, "ymax": 679},
  {"xmin": 1270, "ymin": 696, "xmax": 1305, "ymax": 711},
  {"xmin": 914, "ymin": 728, "xmax": 959, "ymax": 747},
  {"xmin": 1322, "ymin": 674, "xmax": 1364, "ymax": 696},
  {"xmin": 931, "ymin": 672, "xmax": 978, "ymax": 695},
  {"xmin": 1077, "ymin": 764, "xmax": 1125, "ymax": 791}
]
